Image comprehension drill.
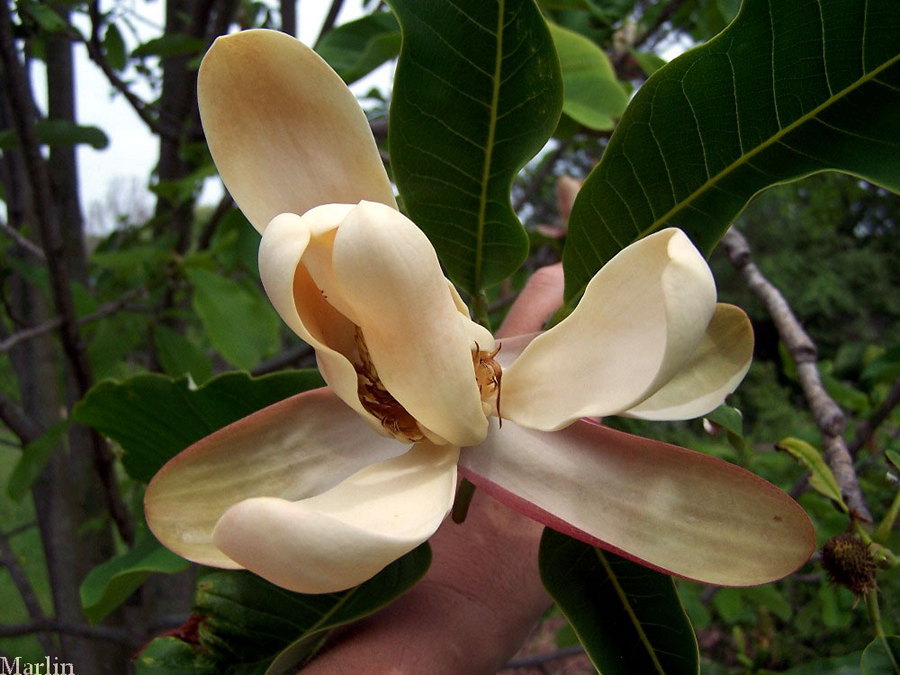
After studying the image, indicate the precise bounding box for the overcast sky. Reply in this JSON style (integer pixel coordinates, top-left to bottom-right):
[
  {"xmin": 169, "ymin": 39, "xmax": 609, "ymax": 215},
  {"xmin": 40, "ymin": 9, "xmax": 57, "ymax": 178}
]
[{"xmin": 63, "ymin": 2, "xmax": 377, "ymax": 225}]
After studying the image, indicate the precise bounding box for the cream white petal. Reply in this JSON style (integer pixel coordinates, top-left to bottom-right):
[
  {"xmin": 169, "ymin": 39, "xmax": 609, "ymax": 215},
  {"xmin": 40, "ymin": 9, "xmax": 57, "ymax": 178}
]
[
  {"xmin": 459, "ymin": 420, "xmax": 815, "ymax": 586},
  {"xmin": 501, "ymin": 229, "xmax": 717, "ymax": 430},
  {"xmin": 259, "ymin": 209, "xmax": 374, "ymax": 424},
  {"xmin": 625, "ymin": 304, "xmax": 754, "ymax": 420},
  {"xmin": 144, "ymin": 388, "xmax": 408, "ymax": 568},
  {"xmin": 331, "ymin": 202, "xmax": 491, "ymax": 447},
  {"xmin": 198, "ymin": 29, "xmax": 395, "ymax": 232},
  {"xmin": 212, "ymin": 443, "xmax": 458, "ymax": 593}
]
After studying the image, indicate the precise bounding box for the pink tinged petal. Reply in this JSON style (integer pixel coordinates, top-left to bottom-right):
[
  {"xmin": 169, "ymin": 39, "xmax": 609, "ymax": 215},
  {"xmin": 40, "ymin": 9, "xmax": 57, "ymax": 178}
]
[
  {"xmin": 332, "ymin": 202, "xmax": 492, "ymax": 447},
  {"xmin": 459, "ymin": 420, "xmax": 815, "ymax": 586},
  {"xmin": 212, "ymin": 443, "xmax": 459, "ymax": 593},
  {"xmin": 197, "ymin": 29, "xmax": 395, "ymax": 233},
  {"xmin": 625, "ymin": 304, "xmax": 754, "ymax": 420},
  {"xmin": 259, "ymin": 209, "xmax": 375, "ymax": 424},
  {"xmin": 144, "ymin": 388, "xmax": 407, "ymax": 569},
  {"xmin": 501, "ymin": 229, "xmax": 717, "ymax": 430}
]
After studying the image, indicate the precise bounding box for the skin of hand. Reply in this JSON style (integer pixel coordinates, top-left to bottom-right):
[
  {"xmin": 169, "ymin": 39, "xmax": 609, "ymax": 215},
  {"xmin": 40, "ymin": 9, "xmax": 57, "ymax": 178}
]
[{"xmin": 300, "ymin": 264, "xmax": 565, "ymax": 674}]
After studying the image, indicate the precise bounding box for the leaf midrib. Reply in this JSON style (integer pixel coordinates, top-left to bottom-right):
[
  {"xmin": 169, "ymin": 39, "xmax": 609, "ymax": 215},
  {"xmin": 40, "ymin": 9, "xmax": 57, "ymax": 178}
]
[
  {"xmin": 595, "ymin": 549, "xmax": 666, "ymax": 675},
  {"xmin": 474, "ymin": 0, "xmax": 505, "ymax": 291},
  {"xmin": 635, "ymin": 50, "xmax": 900, "ymax": 240}
]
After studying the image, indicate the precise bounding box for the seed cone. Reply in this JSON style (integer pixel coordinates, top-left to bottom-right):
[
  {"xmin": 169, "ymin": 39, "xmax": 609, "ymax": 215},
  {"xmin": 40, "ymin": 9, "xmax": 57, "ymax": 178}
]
[{"xmin": 821, "ymin": 534, "xmax": 877, "ymax": 596}]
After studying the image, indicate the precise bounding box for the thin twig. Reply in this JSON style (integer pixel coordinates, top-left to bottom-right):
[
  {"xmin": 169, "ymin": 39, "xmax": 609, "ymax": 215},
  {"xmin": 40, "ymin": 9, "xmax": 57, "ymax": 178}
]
[
  {"xmin": 0, "ymin": 531, "xmax": 57, "ymax": 655},
  {"xmin": 251, "ymin": 343, "xmax": 316, "ymax": 376},
  {"xmin": 0, "ymin": 219, "xmax": 46, "ymax": 260},
  {"xmin": 513, "ymin": 141, "xmax": 570, "ymax": 213},
  {"xmin": 315, "ymin": 0, "xmax": 345, "ymax": 46},
  {"xmin": 503, "ymin": 645, "xmax": 586, "ymax": 669},
  {"xmin": 0, "ymin": 619, "xmax": 133, "ymax": 647},
  {"xmin": 0, "ymin": 393, "xmax": 42, "ymax": 444},
  {"xmin": 0, "ymin": 12, "xmax": 136, "ymax": 543},
  {"xmin": 849, "ymin": 380, "xmax": 900, "ymax": 457},
  {"xmin": 632, "ymin": 0, "xmax": 686, "ymax": 52},
  {"xmin": 79, "ymin": 1, "xmax": 179, "ymax": 141},
  {"xmin": 720, "ymin": 227, "xmax": 872, "ymax": 522},
  {"xmin": 0, "ymin": 288, "xmax": 146, "ymax": 354}
]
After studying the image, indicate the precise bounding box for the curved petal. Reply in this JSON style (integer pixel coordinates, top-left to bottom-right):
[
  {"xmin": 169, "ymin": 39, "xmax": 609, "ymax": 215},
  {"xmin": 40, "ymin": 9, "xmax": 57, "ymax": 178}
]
[
  {"xmin": 625, "ymin": 304, "xmax": 754, "ymax": 420},
  {"xmin": 501, "ymin": 229, "xmax": 717, "ymax": 430},
  {"xmin": 145, "ymin": 388, "xmax": 407, "ymax": 568},
  {"xmin": 459, "ymin": 420, "xmax": 815, "ymax": 586},
  {"xmin": 212, "ymin": 443, "xmax": 459, "ymax": 593},
  {"xmin": 332, "ymin": 202, "xmax": 492, "ymax": 447},
  {"xmin": 259, "ymin": 209, "xmax": 375, "ymax": 424},
  {"xmin": 198, "ymin": 29, "xmax": 395, "ymax": 232}
]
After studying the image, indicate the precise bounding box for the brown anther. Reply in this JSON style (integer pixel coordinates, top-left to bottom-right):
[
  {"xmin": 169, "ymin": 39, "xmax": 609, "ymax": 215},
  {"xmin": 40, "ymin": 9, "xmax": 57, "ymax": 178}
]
[
  {"xmin": 473, "ymin": 342, "xmax": 503, "ymax": 422},
  {"xmin": 355, "ymin": 327, "xmax": 425, "ymax": 443}
]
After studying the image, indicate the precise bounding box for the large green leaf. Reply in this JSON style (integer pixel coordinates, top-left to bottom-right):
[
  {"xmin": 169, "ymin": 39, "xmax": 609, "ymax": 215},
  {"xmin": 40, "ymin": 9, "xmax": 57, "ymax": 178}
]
[
  {"xmin": 134, "ymin": 546, "xmax": 430, "ymax": 674},
  {"xmin": 539, "ymin": 528, "xmax": 699, "ymax": 674},
  {"xmin": 861, "ymin": 635, "xmax": 900, "ymax": 674},
  {"xmin": 547, "ymin": 20, "xmax": 628, "ymax": 130},
  {"xmin": 389, "ymin": 0, "xmax": 562, "ymax": 295},
  {"xmin": 563, "ymin": 0, "xmax": 900, "ymax": 306},
  {"xmin": 73, "ymin": 370, "xmax": 324, "ymax": 482},
  {"xmin": 186, "ymin": 267, "xmax": 280, "ymax": 370},
  {"xmin": 80, "ymin": 534, "xmax": 190, "ymax": 625},
  {"xmin": 315, "ymin": 11, "xmax": 401, "ymax": 85}
]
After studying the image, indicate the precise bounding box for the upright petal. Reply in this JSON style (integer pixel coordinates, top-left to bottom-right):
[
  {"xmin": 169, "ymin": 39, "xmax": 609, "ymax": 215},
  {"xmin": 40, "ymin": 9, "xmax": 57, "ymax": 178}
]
[
  {"xmin": 259, "ymin": 208, "xmax": 375, "ymax": 425},
  {"xmin": 332, "ymin": 202, "xmax": 493, "ymax": 447},
  {"xmin": 624, "ymin": 304, "xmax": 754, "ymax": 420},
  {"xmin": 145, "ymin": 388, "xmax": 407, "ymax": 568},
  {"xmin": 502, "ymin": 229, "xmax": 717, "ymax": 430},
  {"xmin": 212, "ymin": 443, "xmax": 459, "ymax": 593},
  {"xmin": 459, "ymin": 420, "xmax": 814, "ymax": 586},
  {"xmin": 198, "ymin": 29, "xmax": 395, "ymax": 232}
]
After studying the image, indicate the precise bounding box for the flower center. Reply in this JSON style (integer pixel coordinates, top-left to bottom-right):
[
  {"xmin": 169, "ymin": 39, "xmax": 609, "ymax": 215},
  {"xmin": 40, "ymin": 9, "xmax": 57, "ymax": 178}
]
[
  {"xmin": 473, "ymin": 343, "xmax": 502, "ymax": 419},
  {"xmin": 354, "ymin": 328, "xmax": 426, "ymax": 443},
  {"xmin": 353, "ymin": 328, "xmax": 503, "ymax": 444}
]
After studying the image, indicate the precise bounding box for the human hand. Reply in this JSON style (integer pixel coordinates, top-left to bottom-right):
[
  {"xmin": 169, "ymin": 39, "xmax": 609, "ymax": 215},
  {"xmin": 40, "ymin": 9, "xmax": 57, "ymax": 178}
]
[{"xmin": 301, "ymin": 265, "xmax": 564, "ymax": 674}]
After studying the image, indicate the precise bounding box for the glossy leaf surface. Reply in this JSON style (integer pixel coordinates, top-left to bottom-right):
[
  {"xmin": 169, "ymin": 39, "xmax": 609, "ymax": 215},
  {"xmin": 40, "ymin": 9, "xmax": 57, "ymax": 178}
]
[
  {"xmin": 540, "ymin": 528, "xmax": 699, "ymax": 674},
  {"xmin": 73, "ymin": 370, "xmax": 324, "ymax": 482},
  {"xmin": 389, "ymin": 0, "xmax": 562, "ymax": 294},
  {"xmin": 564, "ymin": 0, "xmax": 900, "ymax": 306}
]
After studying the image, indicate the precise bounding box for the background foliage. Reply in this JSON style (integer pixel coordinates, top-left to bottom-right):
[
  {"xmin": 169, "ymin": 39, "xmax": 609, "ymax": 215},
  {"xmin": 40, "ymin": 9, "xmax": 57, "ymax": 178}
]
[{"xmin": 0, "ymin": 0, "xmax": 897, "ymax": 672}]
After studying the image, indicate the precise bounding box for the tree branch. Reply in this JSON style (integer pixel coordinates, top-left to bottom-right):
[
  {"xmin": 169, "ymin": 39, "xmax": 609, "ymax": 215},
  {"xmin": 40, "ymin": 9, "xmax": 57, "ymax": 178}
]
[
  {"xmin": 0, "ymin": 393, "xmax": 42, "ymax": 444},
  {"xmin": 502, "ymin": 645, "xmax": 585, "ymax": 669},
  {"xmin": 0, "ymin": 288, "xmax": 146, "ymax": 354},
  {"xmin": 1, "ymin": 218, "xmax": 46, "ymax": 260},
  {"xmin": 79, "ymin": 1, "xmax": 180, "ymax": 141},
  {"xmin": 315, "ymin": 0, "xmax": 345, "ymax": 46},
  {"xmin": 720, "ymin": 227, "xmax": 872, "ymax": 522},
  {"xmin": 0, "ymin": 618, "xmax": 132, "ymax": 647},
  {"xmin": 0, "ymin": 530, "xmax": 57, "ymax": 655},
  {"xmin": 0, "ymin": 10, "xmax": 135, "ymax": 544}
]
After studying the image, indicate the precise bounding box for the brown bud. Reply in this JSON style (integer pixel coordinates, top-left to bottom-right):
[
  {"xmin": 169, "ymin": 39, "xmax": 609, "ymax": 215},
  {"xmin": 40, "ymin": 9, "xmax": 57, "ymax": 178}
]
[{"xmin": 821, "ymin": 534, "xmax": 877, "ymax": 596}]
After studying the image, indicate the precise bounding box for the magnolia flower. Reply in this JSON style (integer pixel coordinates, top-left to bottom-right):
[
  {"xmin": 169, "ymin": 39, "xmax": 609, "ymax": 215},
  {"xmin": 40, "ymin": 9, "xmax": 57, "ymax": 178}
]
[{"xmin": 145, "ymin": 29, "xmax": 814, "ymax": 594}]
